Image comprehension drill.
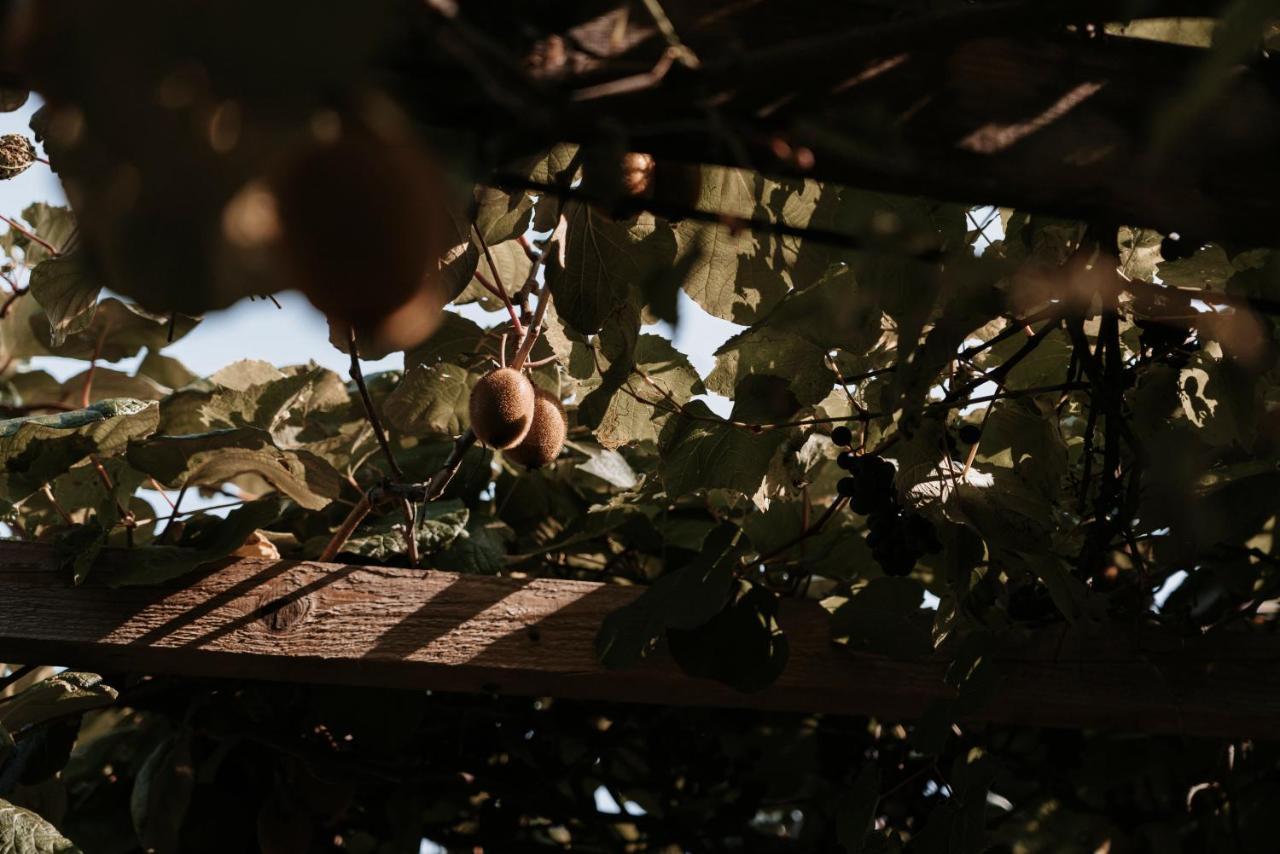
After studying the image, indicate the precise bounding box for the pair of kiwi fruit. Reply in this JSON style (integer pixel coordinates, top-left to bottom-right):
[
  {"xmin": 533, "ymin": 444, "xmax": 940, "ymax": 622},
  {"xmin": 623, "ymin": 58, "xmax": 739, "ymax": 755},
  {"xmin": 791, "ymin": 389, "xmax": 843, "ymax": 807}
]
[{"xmin": 469, "ymin": 367, "xmax": 567, "ymax": 469}]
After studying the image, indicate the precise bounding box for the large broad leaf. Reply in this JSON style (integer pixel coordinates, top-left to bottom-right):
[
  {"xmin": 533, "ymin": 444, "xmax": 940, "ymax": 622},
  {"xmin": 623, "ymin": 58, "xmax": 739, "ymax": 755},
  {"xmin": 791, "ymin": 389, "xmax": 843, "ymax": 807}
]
[
  {"xmin": 474, "ymin": 186, "xmax": 534, "ymax": 245},
  {"xmin": 29, "ymin": 299, "xmax": 198, "ymax": 362},
  {"xmin": 434, "ymin": 522, "xmax": 509, "ymax": 575},
  {"xmin": 579, "ymin": 333, "xmax": 704, "ymax": 449},
  {"xmin": 658, "ymin": 400, "xmax": 788, "ymax": 498},
  {"xmin": 199, "ymin": 365, "xmax": 349, "ymax": 441},
  {"xmin": 99, "ymin": 497, "xmax": 286, "ymax": 586},
  {"xmin": 0, "ymin": 399, "xmax": 159, "ymax": 500},
  {"xmin": 546, "ymin": 203, "xmax": 677, "ymax": 335},
  {"xmin": 0, "ymin": 799, "xmax": 81, "ymax": 853},
  {"xmin": 705, "ymin": 268, "xmax": 880, "ymax": 410},
  {"xmin": 27, "ymin": 253, "xmax": 101, "ymax": 347},
  {"xmin": 666, "ymin": 581, "xmax": 789, "ymax": 692},
  {"xmin": 595, "ymin": 523, "xmax": 744, "ymax": 668},
  {"xmin": 126, "ymin": 427, "xmax": 341, "ymax": 510},
  {"xmin": 405, "ymin": 312, "xmax": 487, "ymax": 368},
  {"xmin": 0, "ymin": 203, "xmax": 76, "ymax": 265},
  {"xmin": 0, "ymin": 672, "xmax": 117, "ymax": 732},
  {"xmin": 830, "ymin": 577, "xmax": 935, "ymax": 658},
  {"xmin": 381, "ymin": 363, "xmax": 475, "ymax": 437},
  {"xmin": 131, "ymin": 733, "xmax": 195, "ymax": 854},
  {"xmin": 455, "ymin": 239, "xmax": 534, "ymax": 310}
]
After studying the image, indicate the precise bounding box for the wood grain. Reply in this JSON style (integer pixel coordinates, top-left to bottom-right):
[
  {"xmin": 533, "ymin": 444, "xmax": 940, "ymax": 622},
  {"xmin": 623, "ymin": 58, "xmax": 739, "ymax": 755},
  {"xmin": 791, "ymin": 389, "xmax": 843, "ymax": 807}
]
[{"xmin": 0, "ymin": 541, "xmax": 1276, "ymax": 739}]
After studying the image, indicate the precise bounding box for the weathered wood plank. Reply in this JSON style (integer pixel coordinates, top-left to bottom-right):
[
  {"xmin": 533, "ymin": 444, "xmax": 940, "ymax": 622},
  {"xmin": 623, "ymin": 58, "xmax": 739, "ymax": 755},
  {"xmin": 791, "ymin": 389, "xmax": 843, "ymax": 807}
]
[{"xmin": 0, "ymin": 541, "xmax": 1276, "ymax": 739}]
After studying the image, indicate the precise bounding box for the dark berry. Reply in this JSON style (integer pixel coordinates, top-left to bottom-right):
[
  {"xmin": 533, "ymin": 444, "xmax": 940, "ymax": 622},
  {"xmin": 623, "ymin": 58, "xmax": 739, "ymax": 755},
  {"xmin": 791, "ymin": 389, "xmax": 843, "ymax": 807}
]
[
  {"xmin": 957, "ymin": 424, "xmax": 982, "ymax": 444},
  {"xmin": 837, "ymin": 477, "xmax": 857, "ymax": 498},
  {"xmin": 831, "ymin": 425, "xmax": 853, "ymax": 447},
  {"xmin": 836, "ymin": 451, "xmax": 857, "ymax": 471}
]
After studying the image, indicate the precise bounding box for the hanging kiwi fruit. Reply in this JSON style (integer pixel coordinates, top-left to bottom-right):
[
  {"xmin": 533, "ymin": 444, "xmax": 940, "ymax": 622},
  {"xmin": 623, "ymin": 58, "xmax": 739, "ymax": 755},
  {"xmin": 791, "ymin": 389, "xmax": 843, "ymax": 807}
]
[
  {"xmin": 505, "ymin": 387, "xmax": 568, "ymax": 469},
  {"xmin": 469, "ymin": 367, "xmax": 537, "ymax": 449}
]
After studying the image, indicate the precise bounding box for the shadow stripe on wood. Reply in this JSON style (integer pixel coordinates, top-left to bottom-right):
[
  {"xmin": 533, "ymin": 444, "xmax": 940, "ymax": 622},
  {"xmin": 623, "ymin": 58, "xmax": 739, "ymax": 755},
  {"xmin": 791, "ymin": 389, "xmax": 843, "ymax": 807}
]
[{"xmin": 0, "ymin": 541, "xmax": 1275, "ymax": 739}]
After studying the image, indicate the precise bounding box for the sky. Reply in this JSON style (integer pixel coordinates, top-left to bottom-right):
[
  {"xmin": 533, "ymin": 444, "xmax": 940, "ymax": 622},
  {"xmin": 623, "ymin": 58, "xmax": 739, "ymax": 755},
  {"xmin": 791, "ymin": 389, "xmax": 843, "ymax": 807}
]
[{"xmin": 0, "ymin": 98, "xmax": 741, "ymax": 392}]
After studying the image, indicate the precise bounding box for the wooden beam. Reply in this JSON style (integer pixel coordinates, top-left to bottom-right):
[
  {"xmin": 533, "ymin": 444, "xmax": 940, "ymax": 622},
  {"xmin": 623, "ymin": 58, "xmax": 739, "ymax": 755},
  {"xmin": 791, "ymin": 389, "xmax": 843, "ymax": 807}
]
[{"xmin": 0, "ymin": 542, "xmax": 1276, "ymax": 738}]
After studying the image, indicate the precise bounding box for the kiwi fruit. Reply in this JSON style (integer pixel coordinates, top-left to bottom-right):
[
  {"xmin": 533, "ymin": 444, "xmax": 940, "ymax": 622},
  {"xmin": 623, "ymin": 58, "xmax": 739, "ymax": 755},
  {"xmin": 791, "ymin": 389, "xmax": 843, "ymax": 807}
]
[
  {"xmin": 469, "ymin": 368, "xmax": 536, "ymax": 449},
  {"xmin": 505, "ymin": 388, "xmax": 568, "ymax": 469}
]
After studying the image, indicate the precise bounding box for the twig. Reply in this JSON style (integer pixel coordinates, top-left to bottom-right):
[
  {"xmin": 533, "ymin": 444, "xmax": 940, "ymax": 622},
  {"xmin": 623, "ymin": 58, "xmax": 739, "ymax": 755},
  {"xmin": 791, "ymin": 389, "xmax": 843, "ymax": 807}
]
[
  {"xmin": 80, "ymin": 328, "xmax": 107, "ymax": 408},
  {"xmin": 510, "ymin": 286, "xmax": 552, "ymax": 370},
  {"xmin": 757, "ymin": 497, "xmax": 848, "ymax": 566},
  {"xmin": 471, "ymin": 224, "xmax": 523, "ymax": 338},
  {"xmin": 319, "ymin": 492, "xmax": 374, "ymax": 562},
  {"xmin": 474, "ymin": 270, "xmax": 524, "ymax": 334},
  {"xmin": 0, "ymin": 285, "xmax": 28, "ymax": 318},
  {"xmin": 0, "ymin": 214, "xmax": 58, "ymax": 258},
  {"xmin": 492, "ymin": 174, "xmax": 944, "ymax": 261},
  {"xmin": 347, "ymin": 327, "xmax": 404, "ymax": 481}
]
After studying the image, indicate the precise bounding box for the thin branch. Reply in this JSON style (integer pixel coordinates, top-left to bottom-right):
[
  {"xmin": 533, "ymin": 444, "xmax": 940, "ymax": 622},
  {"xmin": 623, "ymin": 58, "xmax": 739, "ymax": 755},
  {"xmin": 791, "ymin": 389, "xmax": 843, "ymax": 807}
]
[
  {"xmin": 511, "ymin": 285, "xmax": 552, "ymax": 370},
  {"xmin": 319, "ymin": 492, "xmax": 374, "ymax": 562},
  {"xmin": 474, "ymin": 269, "xmax": 524, "ymax": 334},
  {"xmin": 0, "ymin": 215, "xmax": 58, "ymax": 258},
  {"xmin": 347, "ymin": 327, "xmax": 404, "ymax": 481},
  {"xmin": 0, "ymin": 285, "xmax": 28, "ymax": 318},
  {"xmin": 471, "ymin": 224, "xmax": 523, "ymax": 338},
  {"xmin": 492, "ymin": 174, "xmax": 944, "ymax": 261},
  {"xmin": 757, "ymin": 497, "xmax": 848, "ymax": 566}
]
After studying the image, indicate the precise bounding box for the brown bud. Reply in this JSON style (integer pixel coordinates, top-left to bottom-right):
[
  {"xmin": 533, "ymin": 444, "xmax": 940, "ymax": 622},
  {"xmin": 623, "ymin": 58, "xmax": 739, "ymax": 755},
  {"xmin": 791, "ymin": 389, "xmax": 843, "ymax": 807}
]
[{"xmin": 0, "ymin": 134, "xmax": 36, "ymax": 180}]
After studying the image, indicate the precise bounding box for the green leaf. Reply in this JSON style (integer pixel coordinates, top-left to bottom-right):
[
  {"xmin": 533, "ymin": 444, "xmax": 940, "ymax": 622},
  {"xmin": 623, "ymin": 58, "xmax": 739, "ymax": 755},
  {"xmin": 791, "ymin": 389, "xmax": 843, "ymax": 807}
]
[
  {"xmin": 30, "ymin": 299, "xmax": 198, "ymax": 362},
  {"xmin": 27, "ymin": 253, "xmax": 100, "ymax": 347},
  {"xmin": 127, "ymin": 428, "xmax": 341, "ymax": 510},
  {"xmin": 667, "ymin": 581, "xmax": 789, "ymax": 692},
  {"xmin": 381, "ymin": 363, "xmax": 474, "ymax": 437},
  {"xmin": 137, "ymin": 350, "xmax": 197, "ymax": 390},
  {"xmin": 434, "ymin": 522, "xmax": 508, "ymax": 575},
  {"xmin": 474, "ymin": 186, "xmax": 534, "ymax": 245},
  {"xmin": 580, "ymin": 334, "xmax": 704, "ymax": 449},
  {"xmin": 0, "ymin": 672, "xmax": 117, "ymax": 732},
  {"xmin": 595, "ymin": 523, "xmax": 744, "ymax": 668},
  {"xmin": 100, "ymin": 497, "xmax": 286, "ymax": 586},
  {"xmin": 546, "ymin": 203, "xmax": 677, "ymax": 335},
  {"xmin": 658, "ymin": 400, "xmax": 787, "ymax": 498},
  {"xmin": 130, "ymin": 733, "xmax": 195, "ymax": 854},
  {"xmin": 574, "ymin": 446, "xmax": 638, "ymax": 489},
  {"xmin": 837, "ymin": 764, "xmax": 882, "ymax": 854},
  {"xmin": 0, "ymin": 203, "xmax": 75, "ymax": 265},
  {"xmin": 404, "ymin": 312, "xmax": 486, "ymax": 367},
  {"xmin": 830, "ymin": 578, "xmax": 934, "ymax": 658},
  {"xmin": 0, "ymin": 399, "xmax": 159, "ymax": 500},
  {"xmin": 456, "ymin": 239, "xmax": 533, "ymax": 310},
  {"xmin": 0, "ymin": 798, "xmax": 81, "ymax": 853}
]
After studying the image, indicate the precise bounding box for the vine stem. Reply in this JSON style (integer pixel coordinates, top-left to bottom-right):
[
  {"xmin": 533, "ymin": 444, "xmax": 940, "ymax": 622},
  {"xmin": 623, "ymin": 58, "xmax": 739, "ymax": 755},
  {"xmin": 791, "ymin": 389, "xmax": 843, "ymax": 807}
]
[
  {"xmin": 319, "ymin": 492, "xmax": 373, "ymax": 562},
  {"xmin": 347, "ymin": 327, "xmax": 404, "ymax": 481},
  {"xmin": 510, "ymin": 284, "xmax": 551, "ymax": 371},
  {"xmin": 0, "ymin": 214, "xmax": 58, "ymax": 258},
  {"xmin": 472, "ymin": 224, "xmax": 523, "ymax": 338}
]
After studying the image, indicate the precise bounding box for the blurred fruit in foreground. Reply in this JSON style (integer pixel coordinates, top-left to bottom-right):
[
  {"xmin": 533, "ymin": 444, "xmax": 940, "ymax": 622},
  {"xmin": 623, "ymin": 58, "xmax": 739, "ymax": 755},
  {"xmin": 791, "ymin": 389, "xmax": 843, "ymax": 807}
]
[{"xmin": 270, "ymin": 123, "xmax": 454, "ymax": 353}]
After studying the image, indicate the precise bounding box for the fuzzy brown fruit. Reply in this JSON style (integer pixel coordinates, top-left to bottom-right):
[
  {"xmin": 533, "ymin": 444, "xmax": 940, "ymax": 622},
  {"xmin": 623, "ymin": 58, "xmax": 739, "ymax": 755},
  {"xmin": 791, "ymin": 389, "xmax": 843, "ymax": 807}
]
[
  {"xmin": 505, "ymin": 388, "xmax": 567, "ymax": 469},
  {"xmin": 271, "ymin": 124, "xmax": 453, "ymax": 352},
  {"xmin": 469, "ymin": 368, "xmax": 537, "ymax": 449}
]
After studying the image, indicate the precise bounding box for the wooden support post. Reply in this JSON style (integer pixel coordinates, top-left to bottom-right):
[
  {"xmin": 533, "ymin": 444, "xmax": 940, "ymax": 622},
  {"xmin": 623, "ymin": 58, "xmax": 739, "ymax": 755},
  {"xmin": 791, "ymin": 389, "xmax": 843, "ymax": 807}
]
[{"xmin": 0, "ymin": 542, "xmax": 1274, "ymax": 739}]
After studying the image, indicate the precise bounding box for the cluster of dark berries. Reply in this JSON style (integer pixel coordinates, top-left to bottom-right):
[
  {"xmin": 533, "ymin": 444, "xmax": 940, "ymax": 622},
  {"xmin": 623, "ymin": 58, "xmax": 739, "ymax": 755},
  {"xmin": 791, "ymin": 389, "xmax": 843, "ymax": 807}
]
[{"xmin": 830, "ymin": 439, "xmax": 941, "ymax": 577}]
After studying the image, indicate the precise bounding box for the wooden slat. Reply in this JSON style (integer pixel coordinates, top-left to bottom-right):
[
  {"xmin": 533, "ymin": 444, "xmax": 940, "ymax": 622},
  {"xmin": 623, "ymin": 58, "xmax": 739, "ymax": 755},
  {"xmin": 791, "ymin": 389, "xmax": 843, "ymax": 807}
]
[{"xmin": 0, "ymin": 541, "xmax": 1276, "ymax": 739}]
